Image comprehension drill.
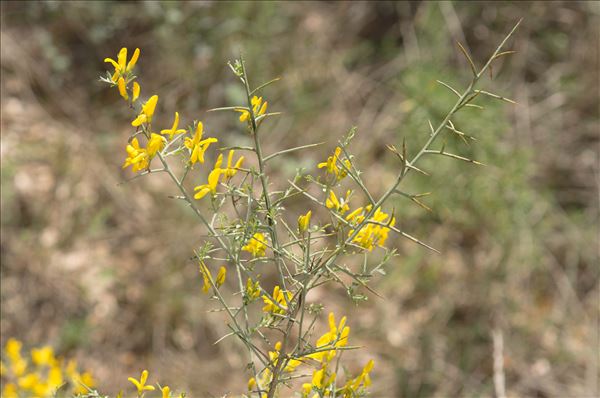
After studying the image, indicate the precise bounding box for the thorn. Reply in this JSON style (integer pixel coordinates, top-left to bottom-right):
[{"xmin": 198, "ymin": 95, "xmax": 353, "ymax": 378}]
[{"xmin": 457, "ymin": 41, "xmax": 477, "ymax": 76}]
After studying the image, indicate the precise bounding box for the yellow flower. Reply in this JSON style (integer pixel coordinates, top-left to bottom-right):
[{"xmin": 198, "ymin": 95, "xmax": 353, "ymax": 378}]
[
  {"xmin": 238, "ymin": 95, "xmax": 268, "ymax": 122},
  {"xmin": 118, "ymin": 77, "xmax": 128, "ymax": 100},
  {"xmin": 1, "ymin": 383, "xmax": 18, "ymax": 398},
  {"xmin": 248, "ymin": 377, "xmax": 256, "ymax": 391},
  {"xmin": 194, "ymin": 154, "xmax": 223, "ymax": 199},
  {"xmin": 242, "ymin": 232, "xmax": 267, "ymax": 257},
  {"xmin": 5, "ymin": 338, "xmax": 27, "ymax": 377},
  {"xmin": 312, "ymin": 368, "xmax": 325, "ymax": 389},
  {"xmin": 341, "ymin": 359, "xmax": 375, "ymax": 397},
  {"xmin": 104, "ymin": 47, "xmax": 140, "ymax": 82},
  {"xmin": 31, "ymin": 346, "xmax": 56, "ymax": 367},
  {"xmin": 160, "ymin": 112, "xmax": 187, "ymax": 140},
  {"xmin": 325, "ymin": 190, "xmax": 350, "ymax": 214},
  {"xmin": 128, "ymin": 370, "xmax": 155, "ymax": 394},
  {"xmin": 302, "ymin": 382, "xmax": 312, "ymax": 397},
  {"xmin": 47, "ymin": 364, "xmax": 64, "ymax": 390},
  {"xmin": 72, "ymin": 371, "xmax": 96, "ymax": 394},
  {"xmin": 266, "ymin": 341, "xmax": 302, "ymax": 373},
  {"xmin": 348, "ymin": 207, "xmax": 395, "ymax": 251},
  {"xmin": 147, "ymin": 133, "xmax": 167, "ymax": 157},
  {"xmin": 216, "ymin": 266, "xmax": 227, "ymax": 287},
  {"xmin": 161, "ymin": 385, "xmax": 171, "ymax": 398},
  {"xmin": 262, "ymin": 285, "xmax": 292, "ymax": 315},
  {"xmin": 132, "ymin": 95, "xmax": 159, "ymax": 126},
  {"xmin": 18, "ymin": 372, "xmax": 40, "ymax": 389},
  {"xmin": 132, "ymin": 82, "xmax": 141, "ymax": 102},
  {"xmin": 221, "ymin": 150, "xmax": 244, "ymax": 180},
  {"xmin": 184, "ymin": 121, "xmax": 218, "ymax": 165},
  {"xmin": 318, "ymin": 147, "xmax": 351, "ymax": 181},
  {"xmin": 245, "ymin": 277, "xmax": 261, "ymax": 301},
  {"xmin": 307, "ymin": 312, "xmax": 350, "ymax": 364},
  {"xmin": 199, "ymin": 261, "xmax": 211, "ymax": 293},
  {"xmin": 6, "ymin": 338, "xmax": 22, "ymax": 359},
  {"xmin": 65, "ymin": 359, "xmax": 79, "ymax": 379},
  {"xmin": 345, "ymin": 204, "xmax": 372, "ymax": 224},
  {"xmin": 123, "ymin": 137, "xmax": 150, "ymax": 173},
  {"xmin": 298, "ymin": 210, "xmax": 312, "ymax": 233}
]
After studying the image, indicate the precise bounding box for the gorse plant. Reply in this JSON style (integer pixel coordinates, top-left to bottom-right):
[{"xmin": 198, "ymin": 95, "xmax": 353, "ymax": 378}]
[
  {"xmin": 0, "ymin": 20, "xmax": 520, "ymax": 398},
  {"xmin": 103, "ymin": 20, "xmax": 520, "ymax": 398}
]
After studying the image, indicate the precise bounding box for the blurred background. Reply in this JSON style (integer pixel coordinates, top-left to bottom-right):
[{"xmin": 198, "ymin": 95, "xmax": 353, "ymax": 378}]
[{"xmin": 1, "ymin": 1, "xmax": 598, "ymax": 397}]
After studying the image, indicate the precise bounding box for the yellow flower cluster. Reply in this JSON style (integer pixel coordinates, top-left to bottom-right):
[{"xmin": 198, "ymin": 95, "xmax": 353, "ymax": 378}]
[
  {"xmin": 199, "ymin": 261, "xmax": 227, "ymax": 293},
  {"xmin": 105, "ymin": 48, "xmax": 246, "ymax": 204},
  {"xmin": 347, "ymin": 207, "xmax": 395, "ymax": 251},
  {"xmin": 238, "ymin": 95, "xmax": 268, "ymax": 123},
  {"xmin": 105, "ymin": 48, "xmax": 230, "ymax": 186},
  {"xmin": 247, "ymin": 341, "xmax": 303, "ymax": 398},
  {"xmin": 261, "ymin": 285, "xmax": 292, "ymax": 315},
  {"xmin": 105, "ymin": 48, "xmax": 141, "ymax": 103},
  {"xmin": 301, "ymin": 313, "xmax": 374, "ymax": 398},
  {"xmin": 242, "ymin": 232, "xmax": 268, "ymax": 257},
  {"xmin": 121, "ymin": 96, "xmax": 163, "ymax": 172},
  {"xmin": 318, "ymin": 146, "xmax": 351, "ymax": 181},
  {"xmin": 0, "ymin": 338, "xmax": 95, "ymax": 397},
  {"xmin": 301, "ymin": 367, "xmax": 337, "ymax": 398},
  {"xmin": 245, "ymin": 313, "xmax": 374, "ymax": 398},
  {"xmin": 122, "ymin": 132, "xmax": 167, "ymax": 173}
]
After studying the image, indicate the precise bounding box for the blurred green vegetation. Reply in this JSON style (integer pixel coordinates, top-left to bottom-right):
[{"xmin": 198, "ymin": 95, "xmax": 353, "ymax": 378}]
[{"xmin": 1, "ymin": 1, "xmax": 598, "ymax": 397}]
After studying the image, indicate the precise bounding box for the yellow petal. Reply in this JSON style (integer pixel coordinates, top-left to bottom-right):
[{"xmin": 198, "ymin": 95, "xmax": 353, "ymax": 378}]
[
  {"xmin": 117, "ymin": 77, "xmax": 128, "ymax": 100},
  {"xmin": 131, "ymin": 114, "xmax": 147, "ymax": 127},
  {"xmin": 117, "ymin": 47, "xmax": 127, "ymax": 70},
  {"xmin": 104, "ymin": 58, "xmax": 119, "ymax": 69},
  {"xmin": 172, "ymin": 112, "xmax": 180, "ymax": 130},
  {"xmin": 233, "ymin": 156, "xmax": 244, "ymax": 169},
  {"xmin": 227, "ymin": 150, "xmax": 234, "ymax": 168},
  {"xmin": 251, "ymin": 96, "xmax": 262, "ymax": 107},
  {"xmin": 132, "ymin": 82, "xmax": 140, "ymax": 101},
  {"xmin": 214, "ymin": 153, "xmax": 223, "ymax": 169},
  {"xmin": 194, "ymin": 187, "xmax": 210, "ymax": 200},
  {"xmin": 208, "ymin": 168, "xmax": 221, "ymax": 191},
  {"xmin": 190, "ymin": 145, "xmax": 200, "ymax": 164},
  {"xmin": 196, "ymin": 121, "xmax": 203, "ymax": 140},
  {"xmin": 216, "ymin": 266, "xmax": 226, "ymax": 287},
  {"xmin": 258, "ymin": 101, "xmax": 268, "ymax": 116},
  {"xmin": 126, "ymin": 48, "xmax": 140, "ymax": 72},
  {"xmin": 142, "ymin": 95, "xmax": 159, "ymax": 118},
  {"xmin": 328, "ymin": 312, "xmax": 336, "ymax": 332},
  {"xmin": 312, "ymin": 369, "xmax": 324, "ymax": 388}
]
